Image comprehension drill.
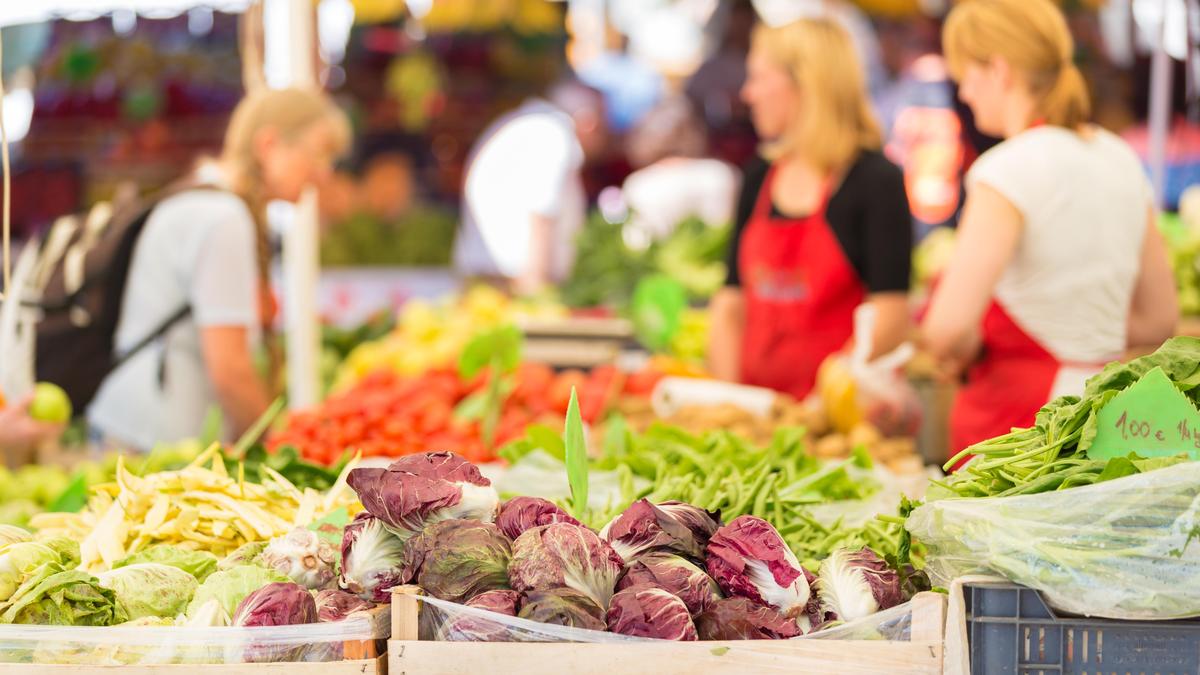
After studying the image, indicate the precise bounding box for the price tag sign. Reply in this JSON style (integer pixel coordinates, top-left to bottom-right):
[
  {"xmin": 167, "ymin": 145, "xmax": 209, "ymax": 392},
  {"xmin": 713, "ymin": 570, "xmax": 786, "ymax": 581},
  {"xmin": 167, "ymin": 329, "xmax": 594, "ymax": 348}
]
[{"xmin": 1087, "ymin": 366, "xmax": 1200, "ymax": 461}]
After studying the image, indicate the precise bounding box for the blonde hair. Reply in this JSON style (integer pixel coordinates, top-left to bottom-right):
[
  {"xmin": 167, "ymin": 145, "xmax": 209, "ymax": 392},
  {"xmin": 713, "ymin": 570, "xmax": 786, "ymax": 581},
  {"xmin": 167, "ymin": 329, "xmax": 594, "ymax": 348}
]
[
  {"xmin": 218, "ymin": 87, "xmax": 350, "ymax": 392},
  {"xmin": 943, "ymin": 0, "xmax": 1090, "ymax": 130},
  {"xmin": 751, "ymin": 18, "xmax": 882, "ymax": 172}
]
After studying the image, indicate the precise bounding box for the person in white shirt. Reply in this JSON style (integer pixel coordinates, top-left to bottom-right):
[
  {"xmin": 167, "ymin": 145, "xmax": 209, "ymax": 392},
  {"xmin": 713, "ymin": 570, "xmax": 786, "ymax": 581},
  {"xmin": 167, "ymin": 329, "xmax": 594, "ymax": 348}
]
[
  {"xmin": 920, "ymin": 0, "xmax": 1178, "ymax": 465},
  {"xmin": 621, "ymin": 96, "xmax": 739, "ymax": 244},
  {"xmin": 89, "ymin": 88, "xmax": 350, "ymax": 451},
  {"xmin": 453, "ymin": 81, "xmax": 607, "ymax": 294}
]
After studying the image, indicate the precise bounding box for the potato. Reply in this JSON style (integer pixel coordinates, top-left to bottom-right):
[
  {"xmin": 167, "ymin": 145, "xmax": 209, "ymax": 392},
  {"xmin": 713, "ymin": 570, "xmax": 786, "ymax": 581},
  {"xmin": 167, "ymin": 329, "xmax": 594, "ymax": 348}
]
[
  {"xmin": 814, "ymin": 434, "xmax": 850, "ymax": 458},
  {"xmin": 886, "ymin": 455, "xmax": 925, "ymax": 475}
]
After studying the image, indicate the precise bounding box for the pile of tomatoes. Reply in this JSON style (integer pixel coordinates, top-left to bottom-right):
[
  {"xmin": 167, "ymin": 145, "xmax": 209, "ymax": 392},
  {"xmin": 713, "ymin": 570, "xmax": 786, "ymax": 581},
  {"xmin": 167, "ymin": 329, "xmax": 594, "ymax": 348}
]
[{"xmin": 269, "ymin": 363, "xmax": 664, "ymax": 465}]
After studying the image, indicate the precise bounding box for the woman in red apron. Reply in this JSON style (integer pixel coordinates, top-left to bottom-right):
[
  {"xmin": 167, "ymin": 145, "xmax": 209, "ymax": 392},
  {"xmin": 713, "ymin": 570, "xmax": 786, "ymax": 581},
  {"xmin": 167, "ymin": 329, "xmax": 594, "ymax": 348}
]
[
  {"xmin": 922, "ymin": 0, "xmax": 1178, "ymax": 469},
  {"xmin": 709, "ymin": 18, "xmax": 913, "ymax": 400}
]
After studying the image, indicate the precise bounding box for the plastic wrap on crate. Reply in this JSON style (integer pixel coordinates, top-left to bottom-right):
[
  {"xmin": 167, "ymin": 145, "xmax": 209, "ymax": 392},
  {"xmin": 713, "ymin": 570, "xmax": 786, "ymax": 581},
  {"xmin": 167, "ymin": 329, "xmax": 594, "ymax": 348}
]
[
  {"xmin": 404, "ymin": 595, "xmax": 932, "ymax": 674},
  {"xmin": 418, "ymin": 594, "xmax": 915, "ymax": 643},
  {"xmin": 907, "ymin": 461, "xmax": 1200, "ymax": 620},
  {"xmin": 0, "ymin": 608, "xmax": 388, "ymax": 665}
]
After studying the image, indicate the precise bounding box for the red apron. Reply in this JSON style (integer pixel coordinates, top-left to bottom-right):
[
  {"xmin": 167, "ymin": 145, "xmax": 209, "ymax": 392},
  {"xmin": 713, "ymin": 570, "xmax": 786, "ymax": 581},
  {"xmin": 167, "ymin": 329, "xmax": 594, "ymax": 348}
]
[
  {"xmin": 948, "ymin": 301, "xmax": 1061, "ymax": 470},
  {"xmin": 738, "ymin": 166, "xmax": 864, "ymax": 399}
]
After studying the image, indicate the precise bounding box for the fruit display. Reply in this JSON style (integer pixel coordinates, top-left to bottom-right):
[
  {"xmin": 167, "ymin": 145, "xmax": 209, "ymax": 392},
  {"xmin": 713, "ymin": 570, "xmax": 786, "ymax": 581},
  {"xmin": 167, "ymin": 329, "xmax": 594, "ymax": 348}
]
[{"xmin": 332, "ymin": 286, "xmax": 567, "ymax": 390}]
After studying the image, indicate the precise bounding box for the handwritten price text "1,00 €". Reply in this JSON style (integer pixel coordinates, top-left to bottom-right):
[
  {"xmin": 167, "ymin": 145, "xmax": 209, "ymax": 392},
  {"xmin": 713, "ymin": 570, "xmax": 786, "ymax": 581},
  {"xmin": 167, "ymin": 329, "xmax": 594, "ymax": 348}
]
[{"xmin": 1114, "ymin": 412, "xmax": 1200, "ymax": 448}]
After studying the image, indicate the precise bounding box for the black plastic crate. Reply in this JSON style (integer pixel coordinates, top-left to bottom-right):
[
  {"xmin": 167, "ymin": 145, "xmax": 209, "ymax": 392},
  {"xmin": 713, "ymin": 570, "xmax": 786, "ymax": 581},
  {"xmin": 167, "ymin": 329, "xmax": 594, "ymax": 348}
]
[{"xmin": 964, "ymin": 581, "xmax": 1200, "ymax": 675}]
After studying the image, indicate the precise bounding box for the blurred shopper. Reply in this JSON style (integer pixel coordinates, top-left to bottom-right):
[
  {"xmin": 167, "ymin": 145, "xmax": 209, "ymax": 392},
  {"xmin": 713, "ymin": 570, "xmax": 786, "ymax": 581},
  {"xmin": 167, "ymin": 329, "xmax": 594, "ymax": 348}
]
[
  {"xmin": 453, "ymin": 81, "xmax": 607, "ymax": 294},
  {"xmin": 921, "ymin": 0, "xmax": 1178, "ymax": 465},
  {"xmin": 89, "ymin": 88, "xmax": 350, "ymax": 450},
  {"xmin": 621, "ymin": 96, "xmax": 739, "ymax": 243},
  {"xmin": 708, "ymin": 18, "xmax": 912, "ymax": 400}
]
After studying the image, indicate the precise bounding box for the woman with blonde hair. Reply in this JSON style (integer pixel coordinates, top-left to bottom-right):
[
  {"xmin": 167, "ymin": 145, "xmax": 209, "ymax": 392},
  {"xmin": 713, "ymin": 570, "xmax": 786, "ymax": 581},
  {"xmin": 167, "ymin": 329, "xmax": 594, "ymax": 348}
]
[
  {"xmin": 89, "ymin": 88, "xmax": 350, "ymax": 450},
  {"xmin": 921, "ymin": 0, "xmax": 1177, "ymax": 467},
  {"xmin": 709, "ymin": 17, "xmax": 912, "ymax": 399}
]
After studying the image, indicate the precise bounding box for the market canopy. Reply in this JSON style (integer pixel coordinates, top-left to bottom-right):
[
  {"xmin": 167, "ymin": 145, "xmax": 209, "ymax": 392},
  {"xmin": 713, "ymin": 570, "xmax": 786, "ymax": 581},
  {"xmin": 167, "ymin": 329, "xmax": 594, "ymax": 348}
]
[{"xmin": 0, "ymin": 0, "xmax": 251, "ymax": 27}]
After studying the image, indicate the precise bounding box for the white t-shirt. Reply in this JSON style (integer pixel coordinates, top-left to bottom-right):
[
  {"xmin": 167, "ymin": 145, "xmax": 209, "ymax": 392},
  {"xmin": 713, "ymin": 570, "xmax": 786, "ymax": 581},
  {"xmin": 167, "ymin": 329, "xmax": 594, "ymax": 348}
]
[
  {"xmin": 88, "ymin": 174, "xmax": 261, "ymax": 451},
  {"xmin": 453, "ymin": 99, "xmax": 585, "ymax": 281},
  {"xmin": 968, "ymin": 126, "xmax": 1153, "ymax": 395},
  {"xmin": 622, "ymin": 158, "xmax": 739, "ymax": 240}
]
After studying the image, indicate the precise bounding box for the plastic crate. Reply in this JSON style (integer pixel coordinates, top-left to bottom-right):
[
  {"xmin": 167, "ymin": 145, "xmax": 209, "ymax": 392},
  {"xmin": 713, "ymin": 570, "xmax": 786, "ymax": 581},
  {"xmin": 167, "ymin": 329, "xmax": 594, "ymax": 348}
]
[{"xmin": 963, "ymin": 581, "xmax": 1200, "ymax": 675}]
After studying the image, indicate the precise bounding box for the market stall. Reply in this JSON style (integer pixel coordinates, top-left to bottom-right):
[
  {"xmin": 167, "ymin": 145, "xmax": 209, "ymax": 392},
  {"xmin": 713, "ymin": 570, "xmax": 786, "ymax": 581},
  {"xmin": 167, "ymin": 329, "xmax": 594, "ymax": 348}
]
[{"xmin": 0, "ymin": 0, "xmax": 1198, "ymax": 671}]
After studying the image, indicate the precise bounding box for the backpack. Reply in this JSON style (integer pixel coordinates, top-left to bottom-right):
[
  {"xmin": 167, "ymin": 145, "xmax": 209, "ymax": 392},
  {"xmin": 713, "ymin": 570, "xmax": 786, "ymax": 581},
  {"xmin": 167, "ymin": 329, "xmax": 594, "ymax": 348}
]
[{"xmin": 29, "ymin": 182, "xmax": 224, "ymax": 412}]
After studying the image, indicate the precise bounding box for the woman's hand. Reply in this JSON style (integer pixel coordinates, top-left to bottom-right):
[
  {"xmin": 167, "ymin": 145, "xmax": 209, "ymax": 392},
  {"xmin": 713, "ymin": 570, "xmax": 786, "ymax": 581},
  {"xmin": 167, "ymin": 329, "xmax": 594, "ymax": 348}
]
[
  {"xmin": 0, "ymin": 395, "xmax": 65, "ymax": 454},
  {"xmin": 708, "ymin": 287, "xmax": 746, "ymax": 381}
]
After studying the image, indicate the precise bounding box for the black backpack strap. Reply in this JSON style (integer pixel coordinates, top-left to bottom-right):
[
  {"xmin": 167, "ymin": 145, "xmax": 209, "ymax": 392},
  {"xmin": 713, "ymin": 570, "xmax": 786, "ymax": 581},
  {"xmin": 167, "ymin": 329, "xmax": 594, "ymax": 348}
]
[{"xmin": 111, "ymin": 304, "xmax": 192, "ymax": 371}]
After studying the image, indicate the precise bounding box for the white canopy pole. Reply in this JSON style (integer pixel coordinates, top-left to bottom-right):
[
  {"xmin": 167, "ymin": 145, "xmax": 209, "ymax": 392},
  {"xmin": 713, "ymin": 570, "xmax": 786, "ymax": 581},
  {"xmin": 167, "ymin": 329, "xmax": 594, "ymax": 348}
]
[
  {"xmin": 263, "ymin": 0, "xmax": 321, "ymax": 408},
  {"xmin": 1147, "ymin": 2, "xmax": 1174, "ymax": 210}
]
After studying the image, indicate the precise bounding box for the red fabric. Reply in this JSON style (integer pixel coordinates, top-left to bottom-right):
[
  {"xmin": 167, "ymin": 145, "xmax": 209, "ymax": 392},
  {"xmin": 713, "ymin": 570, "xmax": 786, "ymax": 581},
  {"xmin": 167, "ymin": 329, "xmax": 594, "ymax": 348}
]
[
  {"xmin": 949, "ymin": 301, "xmax": 1060, "ymax": 470},
  {"xmin": 737, "ymin": 166, "xmax": 865, "ymax": 399}
]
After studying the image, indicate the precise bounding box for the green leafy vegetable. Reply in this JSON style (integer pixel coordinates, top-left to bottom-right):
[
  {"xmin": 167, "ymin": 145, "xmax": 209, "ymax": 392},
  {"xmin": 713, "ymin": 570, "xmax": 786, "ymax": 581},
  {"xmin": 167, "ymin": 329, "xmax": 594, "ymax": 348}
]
[
  {"xmin": 564, "ymin": 389, "xmax": 589, "ymax": 520},
  {"xmin": 113, "ymin": 545, "xmax": 219, "ymax": 583},
  {"xmin": 186, "ymin": 565, "xmax": 289, "ymax": 621},
  {"xmin": 0, "ymin": 566, "xmax": 126, "ymax": 626}
]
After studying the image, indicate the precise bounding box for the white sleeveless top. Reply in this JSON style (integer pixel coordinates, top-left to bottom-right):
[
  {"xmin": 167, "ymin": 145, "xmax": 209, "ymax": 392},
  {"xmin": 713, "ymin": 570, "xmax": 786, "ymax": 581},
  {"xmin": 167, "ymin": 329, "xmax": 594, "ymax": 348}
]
[{"xmin": 967, "ymin": 126, "xmax": 1153, "ymax": 395}]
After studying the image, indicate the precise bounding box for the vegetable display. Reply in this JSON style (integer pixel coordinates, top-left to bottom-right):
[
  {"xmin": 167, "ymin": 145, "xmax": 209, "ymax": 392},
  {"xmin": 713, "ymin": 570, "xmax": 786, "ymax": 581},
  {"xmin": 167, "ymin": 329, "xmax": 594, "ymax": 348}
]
[
  {"xmin": 30, "ymin": 446, "xmax": 361, "ymax": 570},
  {"xmin": 505, "ymin": 423, "xmax": 910, "ymax": 569},
  {"xmin": 343, "ymin": 448, "xmax": 919, "ymax": 642},
  {"xmin": 906, "ymin": 338, "xmax": 1200, "ymax": 620},
  {"xmin": 934, "ymin": 337, "xmax": 1200, "ymax": 498},
  {"xmin": 270, "ymin": 363, "xmax": 656, "ymax": 465}
]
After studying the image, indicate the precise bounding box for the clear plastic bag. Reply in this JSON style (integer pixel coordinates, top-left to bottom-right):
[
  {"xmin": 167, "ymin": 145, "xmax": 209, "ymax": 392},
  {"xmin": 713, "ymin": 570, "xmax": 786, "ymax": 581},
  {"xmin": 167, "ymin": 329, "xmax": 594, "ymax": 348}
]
[
  {"xmin": 417, "ymin": 593, "xmax": 914, "ymax": 642},
  {"xmin": 817, "ymin": 305, "xmax": 921, "ymax": 439},
  {"xmin": 0, "ymin": 608, "xmax": 389, "ymax": 665},
  {"xmin": 907, "ymin": 461, "xmax": 1200, "ymax": 619},
  {"xmin": 401, "ymin": 594, "xmax": 933, "ymax": 673}
]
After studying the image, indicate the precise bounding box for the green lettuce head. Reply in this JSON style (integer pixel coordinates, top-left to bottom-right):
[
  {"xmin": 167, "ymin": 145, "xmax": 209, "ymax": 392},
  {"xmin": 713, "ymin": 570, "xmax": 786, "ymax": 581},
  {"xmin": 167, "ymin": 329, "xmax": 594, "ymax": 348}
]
[
  {"xmin": 0, "ymin": 525, "xmax": 32, "ymax": 549},
  {"xmin": 98, "ymin": 563, "xmax": 199, "ymax": 620},
  {"xmin": 0, "ymin": 542, "xmax": 63, "ymax": 602},
  {"xmin": 39, "ymin": 538, "xmax": 81, "ymax": 569},
  {"xmin": 114, "ymin": 545, "xmax": 218, "ymax": 582},
  {"xmin": 218, "ymin": 542, "xmax": 268, "ymax": 571},
  {"xmin": 186, "ymin": 565, "xmax": 288, "ymax": 621},
  {"xmin": 0, "ymin": 567, "xmax": 126, "ymax": 626}
]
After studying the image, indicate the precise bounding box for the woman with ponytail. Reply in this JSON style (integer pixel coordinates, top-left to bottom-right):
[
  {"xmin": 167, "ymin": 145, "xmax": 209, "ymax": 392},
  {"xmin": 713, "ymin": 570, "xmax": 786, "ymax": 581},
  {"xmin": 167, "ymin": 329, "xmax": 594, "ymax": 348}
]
[
  {"xmin": 89, "ymin": 88, "xmax": 349, "ymax": 450},
  {"xmin": 921, "ymin": 0, "xmax": 1178, "ymax": 467}
]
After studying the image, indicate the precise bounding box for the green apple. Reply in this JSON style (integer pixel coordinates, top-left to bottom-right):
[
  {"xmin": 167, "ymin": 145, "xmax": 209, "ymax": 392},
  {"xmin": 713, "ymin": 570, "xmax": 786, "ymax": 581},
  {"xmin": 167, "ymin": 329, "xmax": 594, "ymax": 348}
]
[{"xmin": 28, "ymin": 383, "xmax": 72, "ymax": 424}]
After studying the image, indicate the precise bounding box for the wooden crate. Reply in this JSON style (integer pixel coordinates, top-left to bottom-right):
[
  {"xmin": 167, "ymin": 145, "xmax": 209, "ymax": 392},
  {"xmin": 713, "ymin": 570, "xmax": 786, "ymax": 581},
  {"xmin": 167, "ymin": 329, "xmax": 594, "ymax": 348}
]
[
  {"xmin": 0, "ymin": 656, "xmax": 386, "ymax": 674},
  {"xmin": 388, "ymin": 586, "xmax": 945, "ymax": 675}
]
